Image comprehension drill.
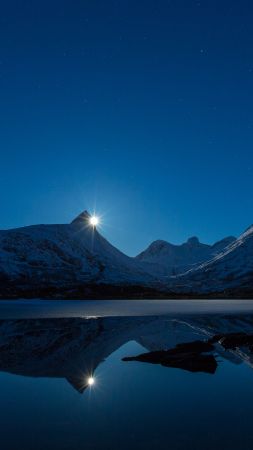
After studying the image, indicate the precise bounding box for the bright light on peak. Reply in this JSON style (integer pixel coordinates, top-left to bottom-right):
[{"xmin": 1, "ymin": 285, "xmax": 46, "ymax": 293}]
[
  {"xmin": 87, "ymin": 376, "xmax": 95, "ymax": 386},
  {"xmin": 89, "ymin": 216, "xmax": 99, "ymax": 227}
]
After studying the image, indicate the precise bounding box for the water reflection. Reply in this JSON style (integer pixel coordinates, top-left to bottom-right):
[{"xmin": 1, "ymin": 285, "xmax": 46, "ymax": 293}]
[
  {"xmin": 123, "ymin": 340, "xmax": 218, "ymax": 374},
  {"xmin": 0, "ymin": 314, "xmax": 253, "ymax": 392}
]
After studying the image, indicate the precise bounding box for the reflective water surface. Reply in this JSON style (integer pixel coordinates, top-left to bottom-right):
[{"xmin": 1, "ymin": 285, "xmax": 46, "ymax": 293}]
[{"xmin": 1, "ymin": 312, "xmax": 253, "ymax": 449}]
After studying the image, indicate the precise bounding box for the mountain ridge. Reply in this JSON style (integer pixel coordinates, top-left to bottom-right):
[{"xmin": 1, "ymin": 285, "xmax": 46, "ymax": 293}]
[
  {"xmin": 135, "ymin": 234, "xmax": 236, "ymax": 276},
  {"xmin": 0, "ymin": 211, "xmax": 252, "ymax": 298}
]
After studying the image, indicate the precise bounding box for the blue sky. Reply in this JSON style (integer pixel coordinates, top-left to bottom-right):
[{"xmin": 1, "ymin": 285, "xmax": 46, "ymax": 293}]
[{"xmin": 1, "ymin": 0, "xmax": 253, "ymax": 255}]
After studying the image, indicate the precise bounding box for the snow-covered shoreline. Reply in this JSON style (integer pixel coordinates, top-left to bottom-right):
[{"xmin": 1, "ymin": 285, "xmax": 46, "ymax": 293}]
[{"xmin": 0, "ymin": 298, "xmax": 253, "ymax": 319}]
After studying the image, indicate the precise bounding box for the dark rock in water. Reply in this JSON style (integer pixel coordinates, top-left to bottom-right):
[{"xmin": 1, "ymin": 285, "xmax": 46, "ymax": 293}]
[
  {"xmin": 172, "ymin": 340, "xmax": 214, "ymax": 353},
  {"xmin": 162, "ymin": 353, "xmax": 217, "ymax": 374},
  {"xmin": 209, "ymin": 332, "xmax": 253, "ymax": 350},
  {"xmin": 122, "ymin": 340, "xmax": 217, "ymax": 374}
]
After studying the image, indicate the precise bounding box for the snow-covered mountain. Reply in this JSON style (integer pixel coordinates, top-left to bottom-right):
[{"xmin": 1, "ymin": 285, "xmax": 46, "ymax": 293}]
[
  {"xmin": 171, "ymin": 225, "xmax": 253, "ymax": 295},
  {"xmin": 0, "ymin": 211, "xmax": 162, "ymax": 298},
  {"xmin": 0, "ymin": 211, "xmax": 252, "ymax": 298},
  {"xmin": 136, "ymin": 235, "xmax": 236, "ymax": 276}
]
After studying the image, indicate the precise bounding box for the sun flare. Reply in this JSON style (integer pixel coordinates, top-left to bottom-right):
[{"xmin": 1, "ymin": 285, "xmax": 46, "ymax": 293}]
[
  {"xmin": 89, "ymin": 216, "xmax": 99, "ymax": 227},
  {"xmin": 87, "ymin": 376, "xmax": 95, "ymax": 386}
]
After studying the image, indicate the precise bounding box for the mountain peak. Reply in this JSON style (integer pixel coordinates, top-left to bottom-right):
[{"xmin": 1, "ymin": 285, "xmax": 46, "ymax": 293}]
[
  {"xmin": 187, "ymin": 236, "xmax": 200, "ymax": 246},
  {"xmin": 71, "ymin": 210, "xmax": 91, "ymax": 225}
]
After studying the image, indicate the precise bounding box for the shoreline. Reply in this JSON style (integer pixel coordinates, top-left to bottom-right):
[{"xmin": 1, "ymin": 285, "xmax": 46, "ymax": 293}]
[{"xmin": 0, "ymin": 298, "xmax": 253, "ymax": 319}]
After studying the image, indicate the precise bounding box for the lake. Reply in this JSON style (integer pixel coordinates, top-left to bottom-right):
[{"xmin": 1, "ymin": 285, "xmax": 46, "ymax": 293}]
[{"xmin": 0, "ymin": 300, "xmax": 253, "ymax": 450}]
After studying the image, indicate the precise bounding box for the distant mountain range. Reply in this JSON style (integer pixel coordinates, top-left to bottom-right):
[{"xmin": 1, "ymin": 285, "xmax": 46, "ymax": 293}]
[
  {"xmin": 136, "ymin": 235, "xmax": 236, "ymax": 275},
  {"xmin": 0, "ymin": 210, "xmax": 252, "ymax": 298}
]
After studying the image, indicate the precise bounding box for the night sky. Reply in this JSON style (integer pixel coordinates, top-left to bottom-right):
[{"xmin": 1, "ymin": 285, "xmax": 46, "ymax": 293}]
[{"xmin": 1, "ymin": 0, "xmax": 253, "ymax": 255}]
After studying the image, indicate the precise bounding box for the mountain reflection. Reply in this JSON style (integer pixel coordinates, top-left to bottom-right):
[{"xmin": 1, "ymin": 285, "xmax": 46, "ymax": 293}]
[{"xmin": 0, "ymin": 314, "xmax": 253, "ymax": 392}]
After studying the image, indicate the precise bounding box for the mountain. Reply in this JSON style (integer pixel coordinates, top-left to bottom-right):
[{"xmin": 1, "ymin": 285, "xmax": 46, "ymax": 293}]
[
  {"xmin": 136, "ymin": 235, "xmax": 236, "ymax": 276},
  {"xmin": 0, "ymin": 211, "xmax": 252, "ymax": 298},
  {"xmin": 0, "ymin": 211, "xmax": 163, "ymax": 298},
  {"xmin": 171, "ymin": 225, "xmax": 253, "ymax": 296}
]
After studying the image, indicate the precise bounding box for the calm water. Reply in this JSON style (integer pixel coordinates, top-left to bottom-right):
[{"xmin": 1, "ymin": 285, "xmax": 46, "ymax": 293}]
[{"xmin": 1, "ymin": 303, "xmax": 253, "ymax": 450}]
